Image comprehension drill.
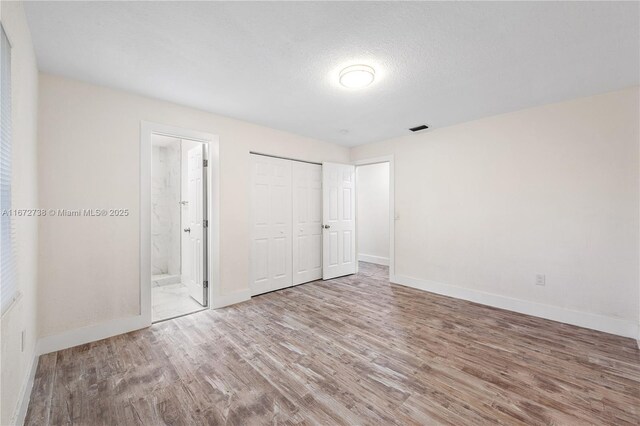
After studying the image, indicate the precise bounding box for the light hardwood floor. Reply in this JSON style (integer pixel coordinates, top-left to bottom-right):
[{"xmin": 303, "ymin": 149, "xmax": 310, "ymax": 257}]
[{"xmin": 25, "ymin": 263, "xmax": 640, "ymax": 425}]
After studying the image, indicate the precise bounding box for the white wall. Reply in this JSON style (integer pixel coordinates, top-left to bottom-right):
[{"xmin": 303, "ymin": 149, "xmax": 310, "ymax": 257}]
[
  {"xmin": 351, "ymin": 87, "xmax": 640, "ymax": 338},
  {"xmin": 37, "ymin": 74, "xmax": 350, "ymax": 338},
  {"xmin": 0, "ymin": 1, "xmax": 39, "ymax": 424},
  {"xmin": 356, "ymin": 163, "xmax": 389, "ymax": 265}
]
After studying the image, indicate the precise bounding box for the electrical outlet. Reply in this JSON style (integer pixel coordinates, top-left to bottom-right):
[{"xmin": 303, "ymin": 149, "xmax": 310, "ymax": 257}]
[
  {"xmin": 535, "ymin": 274, "xmax": 546, "ymax": 286},
  {"xmin": 21, "ymin": 330, "xmax": 26, "ymax": 352}
]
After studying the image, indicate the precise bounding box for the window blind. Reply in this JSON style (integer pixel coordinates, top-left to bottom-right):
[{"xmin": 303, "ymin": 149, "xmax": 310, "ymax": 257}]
[{"xmin": 1, "ymin": 24, "xmax": 16, "ymax": 316}]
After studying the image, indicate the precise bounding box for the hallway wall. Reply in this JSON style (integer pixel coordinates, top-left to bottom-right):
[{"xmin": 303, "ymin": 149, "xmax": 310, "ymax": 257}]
[{"xmin": 356, "ymin": 163, "xmax": 389, "ymax": 265}]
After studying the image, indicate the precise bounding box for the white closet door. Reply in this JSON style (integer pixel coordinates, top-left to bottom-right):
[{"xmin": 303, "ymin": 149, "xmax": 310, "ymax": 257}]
[
  {"xmin": 322, "ymin": 162, "xmax": 356, "ymax": 279},
  {"xmin": 292, "ymin": 162, "xmax": 322, "ymax": 285},
  {"xmin": 250, "ymin": 155, "xmax": 293, "ymax": 295}
]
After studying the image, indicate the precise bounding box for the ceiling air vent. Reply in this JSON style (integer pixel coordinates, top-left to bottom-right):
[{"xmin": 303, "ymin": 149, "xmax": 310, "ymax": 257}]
[{"xmin": 409, "ymin": 124, "xmax": 429, "ymax": 132}]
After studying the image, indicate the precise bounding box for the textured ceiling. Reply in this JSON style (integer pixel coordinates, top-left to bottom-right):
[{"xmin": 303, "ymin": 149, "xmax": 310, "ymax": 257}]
[{"xmin": 25, "ymin": 1, "xmax": 639, "ymax": 147}]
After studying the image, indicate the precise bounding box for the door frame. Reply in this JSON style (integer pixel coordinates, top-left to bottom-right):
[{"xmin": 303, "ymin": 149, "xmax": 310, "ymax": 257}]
[
  {"xmin": 353, "ymin": 155, "xmax": 395, "ymax": 279},
  {"xmin": 140, "ymin": 122, "xmax": 220, "ymax": 325}
]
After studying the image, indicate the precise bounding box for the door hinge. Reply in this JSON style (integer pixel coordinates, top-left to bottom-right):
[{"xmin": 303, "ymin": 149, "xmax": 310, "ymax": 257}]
[
  {"xmin": 203, "ymin": 280, "xmax": 209, "ymax": 288},
  {"xmin": 203, "ymin": 219, "xmax": 208, "ymax": 228},
  {"xmin": 203, "ymin": 159, "xmax": 208, "ymax": 167}
]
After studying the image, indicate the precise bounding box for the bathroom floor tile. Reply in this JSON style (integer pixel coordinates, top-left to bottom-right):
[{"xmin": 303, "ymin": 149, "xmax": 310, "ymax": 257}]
[{"xmin": 152, "ymin": 283, "xmax": 205, "ymax": 322}]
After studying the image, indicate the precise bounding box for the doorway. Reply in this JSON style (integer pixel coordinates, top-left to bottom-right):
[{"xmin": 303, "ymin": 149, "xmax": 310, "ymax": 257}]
[
  {"xmin": 141, "ymin": 122, "xmax": 220, "ymax": 326},
  {"xmin": 356, "ymin": 161, "xmax": 391, "ymax": 279},
  {"xmin": 150, "ymin": 134, "xmax": 209, "ymax": 322}
]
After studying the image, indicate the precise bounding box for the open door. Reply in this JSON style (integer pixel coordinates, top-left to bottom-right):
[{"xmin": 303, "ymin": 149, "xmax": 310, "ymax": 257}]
[
  {"xmin": 184, "ymin": 144, "xmax": 207, "ymax": 305},
  {"xmin": 322, "ymin": 162, "xmax": 356, "ymax": 279}
]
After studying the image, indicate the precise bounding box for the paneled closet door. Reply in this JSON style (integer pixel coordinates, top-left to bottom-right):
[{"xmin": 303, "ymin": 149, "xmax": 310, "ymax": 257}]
[
  {"xmin": 322, "ymin": 162, "xmax": 356, "ymax": 280},
  {"xmin": 292, "ymin": 162, "xmax": 323, "ymax": 285},
  {"xmin": 249, "ymin": 155, "xmax": 293, "ymax": 296}
]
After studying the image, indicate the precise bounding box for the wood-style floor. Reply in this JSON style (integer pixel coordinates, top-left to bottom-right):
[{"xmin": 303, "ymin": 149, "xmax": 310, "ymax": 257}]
[{"xmin": 25, "ymin": 262, "xmax": 640, "ymax": 425}]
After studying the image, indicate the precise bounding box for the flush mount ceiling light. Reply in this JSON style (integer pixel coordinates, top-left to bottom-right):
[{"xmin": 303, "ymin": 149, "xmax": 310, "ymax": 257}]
[{"xmin": 339, "ymin": 65, "xmax": 375, "ymax": 89}]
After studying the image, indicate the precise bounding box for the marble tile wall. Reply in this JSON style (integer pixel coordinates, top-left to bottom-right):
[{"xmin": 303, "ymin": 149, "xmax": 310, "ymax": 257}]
[{"xmin": 151, "ymin": 142, "xmax": 181, "ymax": 276}]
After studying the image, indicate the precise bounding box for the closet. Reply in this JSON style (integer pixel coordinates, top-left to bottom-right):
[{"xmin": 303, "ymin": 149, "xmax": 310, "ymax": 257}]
[{"xmin": 249, "ymin": 154, "xmax": 322, "ymax": 296}]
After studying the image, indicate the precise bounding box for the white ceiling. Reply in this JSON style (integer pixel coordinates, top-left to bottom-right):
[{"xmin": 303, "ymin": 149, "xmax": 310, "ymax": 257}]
[{"xmin": 25, "ymin": 2, "xmax": 639, "ymax": 147}]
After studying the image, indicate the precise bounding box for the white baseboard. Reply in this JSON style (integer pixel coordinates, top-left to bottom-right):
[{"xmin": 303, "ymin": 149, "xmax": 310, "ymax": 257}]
[
  {"xmin": 392, "ymin": 274, "xmax": 639, "ymax": 339},
  {"xmin": 358, "ymin": 254, "xmax": 389, "ymax": 266},
  {"xmin": 12, "ymin": 350, "xmax": 39, "ymax": 426},
  {"xmin": 211, "ymin": 289, "xmax": 252, "ymax": 309},
  {"xmin": 37, "ymin": 290, "xmax": 253, "ymax": 356},
  {"xmin": 37, "ymin": 314, "xmax": 150, "ymax": 356}
]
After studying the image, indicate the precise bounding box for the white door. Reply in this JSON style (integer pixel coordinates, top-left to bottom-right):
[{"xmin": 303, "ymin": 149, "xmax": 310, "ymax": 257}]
[
  {"xmin": 322, "ymin": 162, "xmax": 356, "ymax": 279},
  {"xmin": 292, "ymin": 162, "xmax": 322, "ymax": 285},
  {"xmin": 185, "ymin": 144, "xmax": 207, "ymax": 305},
  {"xmin": 250, "ymin": 155, "xmax": 293, "ymax": 295}
]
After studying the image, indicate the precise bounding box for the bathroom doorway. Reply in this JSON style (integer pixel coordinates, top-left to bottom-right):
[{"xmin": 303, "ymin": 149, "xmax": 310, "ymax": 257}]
[{"xmin": 151, "ymin": 134, "xmax": 209, "ymax": 322}]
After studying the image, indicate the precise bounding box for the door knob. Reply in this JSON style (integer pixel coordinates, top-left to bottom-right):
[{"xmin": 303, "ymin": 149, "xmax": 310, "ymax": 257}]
[
  {"xmin": 323, "ymin": 224, "xmax": 330, "ymax": 229},
  {"xmin": 184, "ymin": 228, "xmax": 191, "ymax": 233}
]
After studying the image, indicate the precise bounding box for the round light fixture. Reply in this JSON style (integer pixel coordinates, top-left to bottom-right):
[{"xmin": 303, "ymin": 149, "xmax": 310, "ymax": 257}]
[{"xmin": 339, "ymin": 65, "xmax": 375, "ymax": 89}]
